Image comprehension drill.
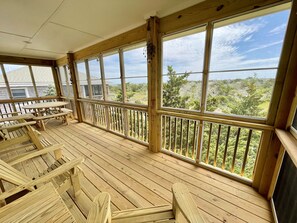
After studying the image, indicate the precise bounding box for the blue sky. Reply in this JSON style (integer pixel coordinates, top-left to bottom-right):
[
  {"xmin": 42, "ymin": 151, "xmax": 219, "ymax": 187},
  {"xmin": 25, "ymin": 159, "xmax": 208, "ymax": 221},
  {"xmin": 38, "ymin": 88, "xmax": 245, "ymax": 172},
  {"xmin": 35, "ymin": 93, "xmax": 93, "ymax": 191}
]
[{"xmin": 163, "ymin": 9, "xmax": 290, "ymax": 80}]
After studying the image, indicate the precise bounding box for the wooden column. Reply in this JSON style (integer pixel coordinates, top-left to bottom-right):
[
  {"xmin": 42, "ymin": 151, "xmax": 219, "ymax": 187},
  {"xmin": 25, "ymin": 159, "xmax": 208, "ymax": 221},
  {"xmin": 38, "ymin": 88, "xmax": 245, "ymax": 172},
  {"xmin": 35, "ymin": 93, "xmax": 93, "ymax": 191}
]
[
  {"xmin": 67, "ymin": 53, "xmax": 83, "ymax": 122},
  {"xmin": 119, "ymin": 49, "xmax": 129, "ymax": 137},
  {"xmin": 51, "ymin": 63, "xmax": 62, "ymax": 98},
  {"xmin": 256, "ymin": 0, "xmax": 297, "ymax": 196},
  {"xmin": 147, "ymin": 17, "xmax": 161, "ymax": 153},
  {"xmin": 0, "ymin": 64, "xmax": 16, "ymax": 112}
]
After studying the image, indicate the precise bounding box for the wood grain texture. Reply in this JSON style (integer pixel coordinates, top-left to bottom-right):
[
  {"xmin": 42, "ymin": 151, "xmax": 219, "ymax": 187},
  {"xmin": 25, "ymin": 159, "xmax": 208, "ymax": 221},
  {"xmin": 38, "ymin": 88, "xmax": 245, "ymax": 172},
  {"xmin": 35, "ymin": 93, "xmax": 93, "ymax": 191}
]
[
  {"xmin": 160, "ymin": 0, "xmax": 290, "ymax": 34},
  {"xmin": 0, "ymin": 55, "xmax": 54, "ymax": 66},
  {"xmin": 37, "ymin": 120, "xmax": 273, "ymax": 223}
]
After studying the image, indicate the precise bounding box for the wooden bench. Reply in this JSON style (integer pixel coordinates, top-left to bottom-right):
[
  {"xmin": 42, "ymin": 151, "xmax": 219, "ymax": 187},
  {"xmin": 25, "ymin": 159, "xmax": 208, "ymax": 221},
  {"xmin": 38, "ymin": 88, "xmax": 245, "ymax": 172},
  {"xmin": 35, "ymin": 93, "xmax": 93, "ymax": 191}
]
[
  {"xmin": 33, "ymin": 112, "xmax": 70, "ymax": 131},
  {"xmin": 61, "ymin": 108, "xmax": 74, "ymax": 119}
]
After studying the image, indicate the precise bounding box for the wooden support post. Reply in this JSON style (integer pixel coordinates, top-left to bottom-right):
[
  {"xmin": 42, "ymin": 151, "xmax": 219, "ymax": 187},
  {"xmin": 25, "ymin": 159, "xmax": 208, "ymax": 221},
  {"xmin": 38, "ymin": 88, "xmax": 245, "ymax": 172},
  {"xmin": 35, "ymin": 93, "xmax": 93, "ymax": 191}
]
[
  {"xmin": 51, "ymin": 64, "xmax": 62, "ymax": 98},
  {"xmin": 67, "ymin": 53, "xmax": 83, "ymax": 122},
  {"xmin": 0, "ymin": 64, "xmax": 17, "ymax": 112},
  {"xmin": 85, "ymin": 59, "xmax": 97, "ymax": 125},
  {"xmin": 196, "ymin": 22, "xmax": 213, "ymax": 163},
  {"xmin": 119, "ymin": 49, "xmax": 129, "ymax": 137},
  {"xmin": 147, "ymin": 17, "xmax": 161, "ymax": 153},
  {"xmin": 28, "ymin": 65, "xmax": 39, "ymax": 98}
]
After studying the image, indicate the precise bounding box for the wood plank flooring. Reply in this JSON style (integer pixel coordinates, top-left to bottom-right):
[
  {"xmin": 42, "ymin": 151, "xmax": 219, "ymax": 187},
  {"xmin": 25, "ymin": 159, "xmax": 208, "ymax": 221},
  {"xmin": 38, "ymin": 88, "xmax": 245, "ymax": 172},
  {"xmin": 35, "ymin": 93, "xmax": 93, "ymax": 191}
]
[{"xmin": 3, "ymin": 120, "xmax": 274, "ymax": 223}]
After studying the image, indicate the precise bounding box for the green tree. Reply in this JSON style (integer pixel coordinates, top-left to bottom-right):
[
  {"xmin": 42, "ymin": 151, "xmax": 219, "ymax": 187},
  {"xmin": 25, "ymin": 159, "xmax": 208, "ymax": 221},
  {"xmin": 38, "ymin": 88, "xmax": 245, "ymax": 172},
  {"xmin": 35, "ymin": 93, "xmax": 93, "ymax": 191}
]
[
  {"xmin": 230, "ymin": 75, "xmax": 262, "ymax": 117},
  {"xmin": 43, "ymin": 84, "xmax": 56, "ymax": 96},
  {"xmin": 163, "ymin": 66, "xmax": 190, "ymax": 108}
]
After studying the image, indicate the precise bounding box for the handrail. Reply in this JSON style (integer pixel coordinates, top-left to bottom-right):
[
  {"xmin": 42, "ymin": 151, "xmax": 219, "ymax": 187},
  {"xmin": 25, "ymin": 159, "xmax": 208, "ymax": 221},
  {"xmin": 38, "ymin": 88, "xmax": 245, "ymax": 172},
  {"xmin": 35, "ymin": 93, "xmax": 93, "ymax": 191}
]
[
  {"xmin": 275, "ymin": 129, "xmax": 297, "ymax": 167},
  {"xmin": 0, "ymin": 96, "xmax": 59, "ymax": 103},
  {"xmin": 160, "ymin": 107, "xmax": 267, "ymax": 124},
  {"xmin": 157, "ymin": 109, "xmax": 273, "ymax": 131},
  {"xmin": 78, "ymin": 98, "xmax": 148, "ymax": 111}
]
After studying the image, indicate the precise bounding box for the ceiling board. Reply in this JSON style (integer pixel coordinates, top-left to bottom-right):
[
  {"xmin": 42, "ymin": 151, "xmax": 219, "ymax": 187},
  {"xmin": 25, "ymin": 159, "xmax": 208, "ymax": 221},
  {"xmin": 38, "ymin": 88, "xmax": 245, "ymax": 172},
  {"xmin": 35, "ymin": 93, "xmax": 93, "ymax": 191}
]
[
  {"xmin": 50, "ymin": 0, "xmax": 203, "ymax": 37},
  {"xmin": 20, "ymin": 48, "xmax": 65, "ymax": 59},
  {"xmin": 0, "ymin": 33, "xmax": 29, "ymax": 54},
  {"xmin": 0, "ymin": 0, "xmax": 63, "ymax": 37},
  {"xmin": 28, "ymin": 22, "xmax": 99, "ymax": 53},
  {"xmin": 0, "ymin": 0, "xmax": 204, "ymax": 59}
]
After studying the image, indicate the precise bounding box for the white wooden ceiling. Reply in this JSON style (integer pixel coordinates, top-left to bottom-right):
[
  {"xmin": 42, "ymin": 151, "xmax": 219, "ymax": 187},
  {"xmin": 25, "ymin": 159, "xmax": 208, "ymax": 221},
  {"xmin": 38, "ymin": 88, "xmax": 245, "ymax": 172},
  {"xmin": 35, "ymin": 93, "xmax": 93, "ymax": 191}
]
[{"xmin": 0, "ymin": 0, "xmax": 204, "ymax": 60}]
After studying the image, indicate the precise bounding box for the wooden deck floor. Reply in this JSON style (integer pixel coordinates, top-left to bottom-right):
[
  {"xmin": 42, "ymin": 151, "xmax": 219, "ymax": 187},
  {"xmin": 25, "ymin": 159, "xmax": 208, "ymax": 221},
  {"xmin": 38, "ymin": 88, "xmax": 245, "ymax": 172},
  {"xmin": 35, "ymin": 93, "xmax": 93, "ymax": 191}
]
[{"xmin": 5, "ymin": 120, "xmax": 274, "ymax": 223}]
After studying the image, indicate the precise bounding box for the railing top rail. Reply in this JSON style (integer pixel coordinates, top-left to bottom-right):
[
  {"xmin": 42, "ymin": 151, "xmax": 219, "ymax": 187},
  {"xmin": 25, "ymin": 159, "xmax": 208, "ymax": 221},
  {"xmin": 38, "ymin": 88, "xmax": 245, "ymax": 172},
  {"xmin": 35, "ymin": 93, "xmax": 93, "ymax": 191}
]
[
  {"xmin": 0, "ymin": 96, "xmax": 59, "ymax": 104},
  {"xmin": 78, "ymin": 98, "xmax": 148, "ymax": 111},
  {"xmin": 158, "ymin": 110, "xmax": 274, "ymax": 131}
]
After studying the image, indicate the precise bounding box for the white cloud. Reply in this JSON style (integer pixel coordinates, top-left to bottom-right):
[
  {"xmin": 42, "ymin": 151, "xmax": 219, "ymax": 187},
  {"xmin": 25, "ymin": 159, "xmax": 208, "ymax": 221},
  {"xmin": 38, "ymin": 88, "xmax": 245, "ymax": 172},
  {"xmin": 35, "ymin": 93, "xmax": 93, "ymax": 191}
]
[
  {"xmin": 245, "ymin": 40, "xmax": 283, "ymax": 53},
  {"xmin": 269, "ymin": 23, "xmax": 287, "ymax": 35}
]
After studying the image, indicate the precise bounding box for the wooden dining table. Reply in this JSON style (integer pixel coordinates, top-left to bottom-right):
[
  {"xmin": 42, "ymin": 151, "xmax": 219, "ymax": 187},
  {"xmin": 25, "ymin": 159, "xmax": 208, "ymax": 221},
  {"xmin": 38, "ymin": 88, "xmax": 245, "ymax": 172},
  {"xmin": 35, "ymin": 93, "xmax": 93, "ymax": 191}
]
[
  {"xmin": 22, "ymin": 101, "xmax": 70, "ymax": 131},
  {"xmin": 22, "ymin": 101, "xmax": 69, "ymax": 116}
]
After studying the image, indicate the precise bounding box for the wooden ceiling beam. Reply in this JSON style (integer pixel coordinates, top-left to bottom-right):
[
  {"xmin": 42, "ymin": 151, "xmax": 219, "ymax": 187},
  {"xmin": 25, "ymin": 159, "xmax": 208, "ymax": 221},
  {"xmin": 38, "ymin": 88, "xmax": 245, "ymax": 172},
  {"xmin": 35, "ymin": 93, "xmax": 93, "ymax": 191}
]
[
  {"xmin": 160, "ymin": 0, "xmax": 290, "ymax": 35},
  {"xmin": 0, "ymin": 55, "xmax": 54, "ymax": 66}
]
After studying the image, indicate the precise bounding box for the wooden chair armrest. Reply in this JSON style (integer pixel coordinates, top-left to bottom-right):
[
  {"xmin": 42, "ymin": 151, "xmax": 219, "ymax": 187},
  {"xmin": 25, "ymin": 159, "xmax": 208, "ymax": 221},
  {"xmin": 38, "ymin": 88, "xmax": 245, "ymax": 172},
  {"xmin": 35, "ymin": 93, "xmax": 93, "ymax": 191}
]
[
  {"xmin": 172, "ymin": 183, "xmax": 205, "ymax": 223},
  {"xmin": 87, "ymin": 192, "xmax": 111, "ymax": 223},
  {"xmin": 0, "ymin": 121, "xmax": 36, "ymax": 131},
  {"xmin": 0, "ymin": 157, "xmax": 84, "ymax": 201},
  {"xmin": 7, "ymin": 144, "xmax": 64, "ymax": 166}
]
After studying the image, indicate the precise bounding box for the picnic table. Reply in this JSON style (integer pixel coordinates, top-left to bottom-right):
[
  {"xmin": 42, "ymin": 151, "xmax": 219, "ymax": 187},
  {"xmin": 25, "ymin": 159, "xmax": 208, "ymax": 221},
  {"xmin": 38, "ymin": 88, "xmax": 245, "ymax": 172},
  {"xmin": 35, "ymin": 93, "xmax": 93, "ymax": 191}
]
[{"xmin": 22, "ymin": 101, "xmax": 72, "ymax": 131}]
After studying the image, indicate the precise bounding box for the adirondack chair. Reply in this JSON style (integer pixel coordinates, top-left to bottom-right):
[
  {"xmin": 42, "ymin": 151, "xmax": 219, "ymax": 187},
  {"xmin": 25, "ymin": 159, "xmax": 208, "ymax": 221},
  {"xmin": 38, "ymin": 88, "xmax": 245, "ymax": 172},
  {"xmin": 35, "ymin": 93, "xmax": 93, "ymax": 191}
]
[
  {"xmin": 0, "ymin": 114, "xmax": 45, "ymax": 153},
  {"xmin": 0, "ymin": 144, "xmax": 84, "ymax": 206},
  {"xmin": 87, "ymin": 183, "xmax": 205, "ymax": 223}
]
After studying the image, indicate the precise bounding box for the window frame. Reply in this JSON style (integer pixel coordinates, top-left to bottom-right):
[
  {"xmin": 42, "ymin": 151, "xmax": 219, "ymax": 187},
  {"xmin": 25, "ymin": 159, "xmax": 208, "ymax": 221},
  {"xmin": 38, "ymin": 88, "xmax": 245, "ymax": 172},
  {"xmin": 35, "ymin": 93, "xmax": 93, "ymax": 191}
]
[
  {"xmin": 11, "ymin": 88, "xmax": 28, "ymax": 99},
  {"xmin": 161, "ymin": 26, "xmax": 207, "ymax": 111},
  {"xmin": 2, "ymin": 63, "xmax": 57, "ymax": 99},
  {"xmin": 160, "ymin": 3, "xmax": 291, "ymax": 122}
]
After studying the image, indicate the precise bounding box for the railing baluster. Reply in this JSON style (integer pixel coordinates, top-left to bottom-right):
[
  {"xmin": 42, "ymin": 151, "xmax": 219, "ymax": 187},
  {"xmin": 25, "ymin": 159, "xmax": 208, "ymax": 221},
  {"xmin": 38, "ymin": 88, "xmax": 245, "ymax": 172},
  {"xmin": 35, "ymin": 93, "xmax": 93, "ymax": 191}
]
[
  {"xmin": 168, "ymin": 116, "xmax": 172, "ymax": 151},
  {"xmin": 137, "ymin": 111, "xmax": 140, "ymax": 139},
  {"xmin": 185, "ymin": 119, "xmax": 190, "ymax": 157},
  {"xmin": 115, "ymin": 107, "xmax": 118, "ymax": 131},
  {"xmin": 109, "ymin": 107, "xmax": 113, "ymax": 130},
  {"xmin": 163, "ymin": 116, "xmax": 167, "ymax": 149},
  {"xmin": 222, "ymin": 126, "xmax": 231, "ymax": 170},
  {"xmin": 214, "ymin": 124, "xmax": 221, "ymax": 167},
  {"xmin": 3, "ymin": 104, "xmax": 8, "ymax": 114},
  {"xmin": 117, "ymin": 107, "xmax": 121, "ymax": 132},
  {"xmin": 141, "ymin": 112, "xmax": 144, "ymax": 140},
  {"xmin": 241, "ymin": 129, "xmax": 253, "ymax": 176},
  {"xmin": 179, "ymin": 119, "xmax": 183, "ymax": 155},
  {"xmin": 121, "ymin": 108, "xmax": 123, "ymax": 136},
  {"xmin": 231, "ymin": 128, "xmax": 241, "ymax": 173},
  {"xmin": 133, "ymin": 110, "xmax": 136, "ymax": 138},
  {"xmin": 145, "ymin": 112, "xmax": 148, "ymax": 142},
  {"xmin": 206, "ymin": 123, "xmax": 213, "ymax": 164},
  {"xmin": 192, "ymin": 121, "xmax": 197, "ymax": 159},
  {"xmin": 173, "ymin": 117, "xmax": 177, "ymax": 153}
]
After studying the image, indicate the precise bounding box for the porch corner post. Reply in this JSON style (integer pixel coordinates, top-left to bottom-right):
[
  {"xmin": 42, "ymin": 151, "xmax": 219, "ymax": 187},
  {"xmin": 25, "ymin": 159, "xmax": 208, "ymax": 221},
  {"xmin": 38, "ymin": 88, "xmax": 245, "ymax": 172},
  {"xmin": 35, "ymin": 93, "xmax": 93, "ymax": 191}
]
[
  {"xmin": 147, "ymin": 17, "xmax": 162, "ymax": 153},
  {"xmin": 67, "ymin": 53, "xmax": 83, "ymax": 122}
]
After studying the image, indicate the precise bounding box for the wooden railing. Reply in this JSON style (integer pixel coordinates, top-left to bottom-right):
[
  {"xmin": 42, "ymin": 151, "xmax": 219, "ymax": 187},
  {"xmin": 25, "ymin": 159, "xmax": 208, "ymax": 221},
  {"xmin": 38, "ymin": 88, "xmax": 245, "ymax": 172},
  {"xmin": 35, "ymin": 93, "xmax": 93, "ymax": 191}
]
[
  {"xmin": 0, "ymin": 96, "xmax": 59, "ymax": 118},
  {"xmin": 128, "ymin": 109, "xmax": 148, "ymax": 143},
  {"xmin": 61, "ymin": 97, "xmax": 77, "ymax": 119},
  {"xmin": 160, "ymin": 111, "xmax": 273, "ymax": 180},
  {"xmin": 78, "ymin": 99, "xmax": 148, "ymax": 143},
  {"xmin": 162, "ymin": 116, "xmax": 199, "ymax": 160}
]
